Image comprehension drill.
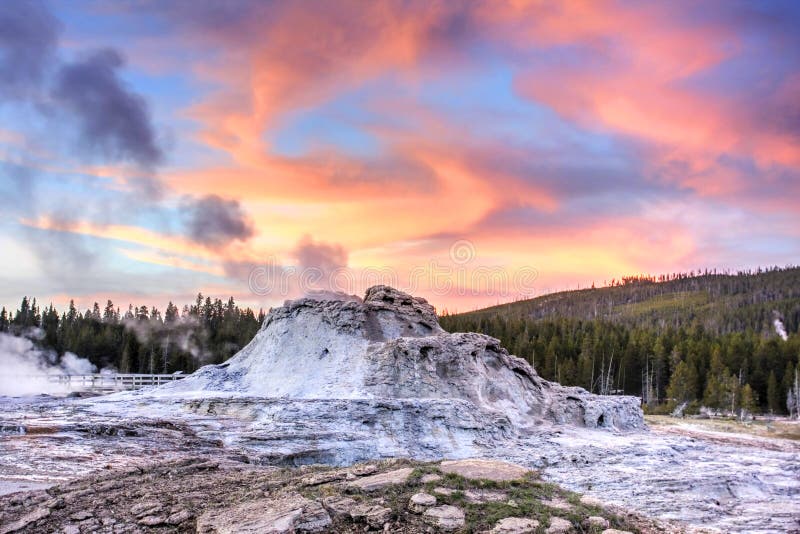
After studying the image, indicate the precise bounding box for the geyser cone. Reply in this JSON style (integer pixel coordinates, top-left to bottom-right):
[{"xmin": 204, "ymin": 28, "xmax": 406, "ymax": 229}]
[{"xmin": 157, "ymin": 286, "xmax": 643, "ymax": 431}]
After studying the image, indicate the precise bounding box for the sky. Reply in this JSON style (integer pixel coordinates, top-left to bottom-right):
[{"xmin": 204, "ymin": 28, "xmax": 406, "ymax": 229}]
[{"xmin": 0, "ymin": 0, "xmax": 798, "ymax": 313}]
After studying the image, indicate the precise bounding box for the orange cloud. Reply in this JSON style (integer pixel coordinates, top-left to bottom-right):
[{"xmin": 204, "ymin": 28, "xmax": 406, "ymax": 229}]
[
  {"xmin": 118, "ymin": 249, "xmax": 225, "ymax": 277},
  {"xmin": 180, "ymin": 1, "xmax": 484, "ymax": 168},
  {"xmin": 507, "ymin": 2, "xmax": 799, "ymax": 196},
  {"xmin": 21, "ymin": 216, "xmax": 217, "ymax": 260}
]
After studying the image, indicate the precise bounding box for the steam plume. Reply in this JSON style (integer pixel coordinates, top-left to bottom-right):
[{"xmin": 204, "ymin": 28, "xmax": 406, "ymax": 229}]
[{"xmin": 0, "ymin": 332, "xmax": 97, "ymax": 396}]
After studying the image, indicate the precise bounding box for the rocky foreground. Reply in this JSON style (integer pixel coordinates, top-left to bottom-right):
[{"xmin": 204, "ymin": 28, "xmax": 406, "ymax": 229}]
[
  {"xmin": 2, "ymin": 396, "xmax": 798, "ymax": 533},
  {"xmin": 0, "ymin": 456, "xmax": 676, "ymax": 534}
]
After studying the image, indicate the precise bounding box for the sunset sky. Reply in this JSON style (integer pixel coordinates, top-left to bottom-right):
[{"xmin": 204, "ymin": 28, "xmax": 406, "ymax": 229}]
[{"xmin": 1, "ymin": 0, "xmax": 798, "ymax": 313}]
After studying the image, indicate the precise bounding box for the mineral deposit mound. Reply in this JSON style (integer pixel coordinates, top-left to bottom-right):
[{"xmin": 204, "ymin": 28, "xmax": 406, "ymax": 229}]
[{"xmin": 129, "ymin": 286, "xmax": 644, "ymax": 465}]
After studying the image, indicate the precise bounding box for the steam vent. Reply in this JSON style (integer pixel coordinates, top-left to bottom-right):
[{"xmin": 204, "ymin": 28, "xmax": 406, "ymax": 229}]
[{"xmin": 146, "ymin": 286, "xmax": 644, "ymax": 465}]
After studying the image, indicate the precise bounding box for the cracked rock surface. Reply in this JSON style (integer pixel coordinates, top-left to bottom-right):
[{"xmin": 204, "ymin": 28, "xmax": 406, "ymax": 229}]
[{"xmin": 0, "ymin": 458, "xmax": 658, "ymax": 534}]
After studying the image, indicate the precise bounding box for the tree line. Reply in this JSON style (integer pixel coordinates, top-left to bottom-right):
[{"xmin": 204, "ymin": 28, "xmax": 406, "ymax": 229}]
[
  {"xmin": 0, "ymin": 295, "xmax": 264, "ymax": 374},
  {"xmin": 3, "ymin": 266, "xmax": 799, "ymax": 415}
]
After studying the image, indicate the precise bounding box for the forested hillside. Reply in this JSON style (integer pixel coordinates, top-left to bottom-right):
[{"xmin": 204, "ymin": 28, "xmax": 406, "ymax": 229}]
[
  {"xmin": 0, "ymin": 295, "xmax": 264, "ymax": 374},
  {"xmin": 440, "ymin": 267, "xmax": 800, "ymax": 415}
]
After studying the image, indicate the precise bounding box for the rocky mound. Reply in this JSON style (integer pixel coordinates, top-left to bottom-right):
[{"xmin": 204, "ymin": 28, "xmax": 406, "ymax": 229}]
[
  {"xmin": 159, "ymin": 286, "xmax": 641, "ymax": 430},
  {"xmin": 94, "ymin": 286, "xmax": 642, "ymax": 465}
]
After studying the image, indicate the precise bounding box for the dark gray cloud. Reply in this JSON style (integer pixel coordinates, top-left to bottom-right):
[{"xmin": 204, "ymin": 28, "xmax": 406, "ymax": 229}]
[
  {"xmin": 125, "ymin": 176, "xmax": 165, "ymax": 202},
  {"xmin": 52, "ymin": 49, "xmax": 163, "ymax": 169},
  {"xmin": 0, "ymin": 1, "xmax": 168, "ymax": 294},
  {"xmin": 294, "ymin": 235, "xmax": 347, "ymax": 272},
  {"xmin": 0, "ymin": 0, "xmax": 59, "ymax": 98},
  {"xmin": 182, "ymin": 195, "xmax": 254, "ymax": 248},
  {"xmin": 1, "ymin": 1, "xmax": 164, "ymax": 171}
]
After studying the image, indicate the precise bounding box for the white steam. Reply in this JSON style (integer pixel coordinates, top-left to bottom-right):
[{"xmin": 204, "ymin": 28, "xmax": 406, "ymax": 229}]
[
  {"xmin": 773, "ymin": 317, "xmax": 788, "ymax": 341},
  {"xmin": 0, "ymin": 332, "xmax": 97, "ymax": 396},
  {"xmin": 296, "ymin": 290, "xmax": 362, "ymax": 304},
  {"xmin": 123, "ymin": 317, "xmax": 212, "ymax": 366}
]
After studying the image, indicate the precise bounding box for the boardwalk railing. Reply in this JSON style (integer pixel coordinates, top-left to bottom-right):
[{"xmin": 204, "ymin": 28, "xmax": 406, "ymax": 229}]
[{"xmin": 44, "ymin": 373, "xmax": 187, "ymax": 392}]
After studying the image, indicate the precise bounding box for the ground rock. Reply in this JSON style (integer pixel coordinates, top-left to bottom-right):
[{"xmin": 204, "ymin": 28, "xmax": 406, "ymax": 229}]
[
  {"xmin": 0, "ymin": 507, "xmax": 50, "ymax": 534},
  {"xmin": 580, "ymin": 495, "xmax": 604, "ymax": 507},
  {"xmin": 585, "ymin": 516, "xmax": 610, "ymax": 529},
  {"xmin": 464, "ymin": 489, "xmax": 508, "ymax": 503},
  {"xmin": 69, "ymin": 510, "xmax": 93, "ymax": 521},
  {"xmin": 409, "ymin": 492, "xmax": 437, "ymax": 513},
  {"xmin": 440, "ymin": 459, "xmax": 530, "ymax": 481},
  {"xmin": 196, "ymin": 492, "xmax": 331, "ymax": 533},
  {"xmin": 130, "ymin": 501, "xmax": 162, "ymax": 518},
  {"xmin": 420, "ymin": 474, "xmax": 442, "ymax": 483},
  {"xmin": 347, "ymin": 467, "xmax": 414, "ymax": 491},
  {"xmin": 488, "ymin": 517, "xmax": 540, "ymax": 533},
  {"xmin": 542, "ymin": 497, "xmax": 573, "ymax": 511},
  {"xmin": 546, "ymin": 516, "xmax": 573, "ymax": 533},
  {"xmin": 166, "ymin": 509, "xmax": 193, "ymax": 525},
  {"xmin": 322, "ymin": 495, "xmax": 357, "ymax": 518},
  {"xmin": 350, "ymin": 463, "xmax": 378, "ymax": 476},
  {"xmin": 422, "ymin": 505, "xmax": 466, "ymax": 531},
  {"xmin": 301, "ymin": 471, "xmax": 346, "ymax": 486},
  {"xmin": 367, "ymin": 507, "xmax": 393, "ymax": 528},
  {"xmin": 350, "ymin": 503, "xmax": 393, "ymax": 528},
  {"xmin": 137, "ymin": 515, "xmax": 166, "ymax": 526}
]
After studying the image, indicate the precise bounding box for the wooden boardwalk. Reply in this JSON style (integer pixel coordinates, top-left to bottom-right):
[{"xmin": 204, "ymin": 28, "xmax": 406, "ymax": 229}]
[{"xmin": 46, "ymin": 373, "xmax": 187, "ymax": 392}]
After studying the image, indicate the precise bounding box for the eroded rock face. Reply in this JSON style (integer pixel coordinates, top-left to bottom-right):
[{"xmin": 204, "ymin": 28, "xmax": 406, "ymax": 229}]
[{"xmin": 99, "ymin": 286, "xmax": 642, "ymax": 465}]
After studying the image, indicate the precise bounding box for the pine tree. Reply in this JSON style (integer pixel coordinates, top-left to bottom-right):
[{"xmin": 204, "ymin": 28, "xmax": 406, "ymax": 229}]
[
  {"xmin": 103, "ymin": 300, "xmax": 117, "ymax": 323},
  {"xmin": 740, "ymin": 384, "xmax": 757, "ymax": 418},
  {"xmin": 704, "ymin": 349, "xmax": 732, "ymax": 412},
  {"xmin": 31, "ymin": 298, "xmax": 41, "ymax": 327},
  {"xmin": 66, "ymin": 300, "xmax": 78, "ymax": 324},
  {"xmin": 767, "ymin": 371, "xmax": 780, "ymax": 413},
  {"xmin": 13, "ymin": 296, "xmax": 34, "ymax": 328},
  {"xmin": 667, "ymin": 360, "xmax": 697, "ymax": 404},
  {"xmin": 165, "ymin": 302, "xmax": 178, "ymax": 324}
]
